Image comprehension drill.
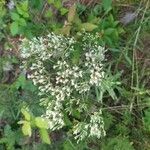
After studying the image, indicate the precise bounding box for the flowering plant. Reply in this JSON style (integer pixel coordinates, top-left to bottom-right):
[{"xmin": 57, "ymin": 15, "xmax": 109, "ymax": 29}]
[{"xmin": 20, "ymin": 32, "xmax": 106, "ymax": 142}]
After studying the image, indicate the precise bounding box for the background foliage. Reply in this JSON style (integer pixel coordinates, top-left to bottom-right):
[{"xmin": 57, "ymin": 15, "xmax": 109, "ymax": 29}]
[{"xmin": 0, "ymin": 0, "xmax": 150, "ymax": 149}]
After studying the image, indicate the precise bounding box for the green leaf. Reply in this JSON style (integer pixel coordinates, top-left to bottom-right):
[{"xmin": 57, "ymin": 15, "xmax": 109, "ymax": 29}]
[
  {"xmin": 60, "ymin": 7, "xmax": 68, "ymax": 15},
  {"xmin": 54, "ymin": 0, "xmax": 62, "ymax": 9},
  {"xmin": 74, "ymin": 14, "xmax": 82, "ymax": 26},
  {"xmin": 44, "ymin": 10, "xmax": 53, "ymax": 18},
  {"xmin": 102, "ymin": 0, "xmax": 112, "ymax": 12},
  {"xmin": 12, "ymin": 74, "xmax": 36, "ymax": 91},
  {"xmin": 108, "ymin": 14, "xmax": 114, "ymax": 24},
  {"xmin": 10, "ymin": 22, "xmax": 19, "ymax": 35},
  {"xmin": 68, "ymin": 4, "xmax": 76, "ymax": 23},
  {"xmin": 104, "ymin": 28, "xmax": 115, "ymax": 35},
  {"xmin": 39, "ymin": 128, "xmax": 51, "ymax": 144},
  {"xmin": 72, "ymin": 110, "xmax": 81, "ymax": 119},
  {"xmin": 4, "ymin": 125, "xmax": 12, "ymax": 136},
  {"xmin": 21, "ymin": 109, "xmax": 31, "ymax": 121},
  {"xmin": 16, "ymin": 1, "xmax": 29, "ymax": 18},
  {"xmin": 118, "ymin": 27, "xmax": 125, "ymax": 34},
  {"xmin": 144, "ymin": 108, "xmax": 150, "ymax": 131},
  {"xmin": 47, "ymin": 0, "xmax": 54, "ymax": 4},
  {"xmin": 18, "ymin": 18, "xmax": 27, "ymax": 26},
  {"xmin": 18, "ymin": 120, "xmax": 26, "ymax": 124},
  {"xmin": 71, "ymin": 46, "xmax": 81, "ymax": 65},
  {"xmin": 16, "ymin": 6, "xmax": 24, "ymax": 15},
  {"xmin": 102, "ymin": 79, "xmax": 118, "ymax": 100},
  {"xmin": 22, "ymin": 12, "xmax": 29, "ymax": 18},
  {"xmin": 35, "ymin": 117, "xmax": 49, "ymax": 129},
  {"xmin": 22, "ymin": 121, "xmax": 31, "ymax": 137},
  {"xmin": 0, "ymin": 138, "xmax": 7, "ymax": 144},
  {"xmin": 21, "ymin": 0, "xmax": 28, "ymax": 11},
  {"xmin": 64, "ymin": 113, "xmax": 72, "ymax": 127},
  {"xmin": 11, "ymin": 13, "xmax": 20, "ymax": 21},
  {"xmin": 80, "ymin": 23, "xmax": 98, "ymax": 31},
  {"xmin": 63, "ymin": 140, "xmax": 75, "ymax": 150},
  {"xmin": 13, "ymin": 75, "xmax": 26, "ymax": 89},
  {"xmin": 24, "ymin": 80, "xmax": 37, "ymax": 92}
]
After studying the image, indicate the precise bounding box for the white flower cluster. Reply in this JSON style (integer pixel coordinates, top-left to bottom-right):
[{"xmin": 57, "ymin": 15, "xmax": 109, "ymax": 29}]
[
  {"xmin": 7, "ymin": 0, "xmax": 15, "ymax": 10},
  {"xmin": 43, "ymin": 100, "xmax": 64, "ymax": 130},
  {"xmin": 89, "ymin": 110, "xmax": 106, "ymax": 138},
  {"xmin": 20, "ymin": 32, "xmax": 106, "ymax": 141},
  {"xmin": 21, "ymin": 32, "xmax": 75, "ymax": 60},
  {"xmin": 73, "ymin": 110, "xmax": 106, "ymax": 143}
]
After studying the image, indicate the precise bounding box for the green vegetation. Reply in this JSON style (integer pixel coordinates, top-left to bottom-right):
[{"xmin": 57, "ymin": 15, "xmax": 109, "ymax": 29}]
[{"xmin": 0, "ymin": 0, "xmax": 150, "ymax": 149}]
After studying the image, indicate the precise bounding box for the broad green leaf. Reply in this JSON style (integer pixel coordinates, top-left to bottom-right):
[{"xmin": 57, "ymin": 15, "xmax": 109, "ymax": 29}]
[
  {"xmin": 16, "ymin": 6, "xmax": 24, "ymax": 15},
  {"xmin": 102, "ymin": 0, "xmax": 112, "ymax": 11},
  {"xmin": 39, "ymin": 128, "xmax": 51, "ymax": 144},
  {"xmin": 60, "ymin": 7, "xmax": 68, "ymax": 15},
  {"xmin": 22, "ymin": 12, "xmax": 29, "ymax": 18},
  {"xmin": 13, "ymin": 75, "xmax": 26, "ymax": 89},
  {"xmin": 19, "ymin": 18, "xmax": 27, "ymax": 26},
  {"xmin": 11, "ymin": 13, "xmax": 20, "ymax": 21},
  {"xmin": 10, "ymin": 22, "xmax": 19, "ymax": 35},
  {"xmin": 24, "ymin": 80, "xmax": 37, "ymax": 92},
  {"xmin": 35, "ymin": 117, "xmax": 49, "ymax": 129},
  {"xmin": 21, "ymin": 0, "xmax": 28, "ymax": 11},
  {"xmin": 12, "ymin": 74, "xmax": 36, "ymax": 91},
  {"xmin": 22, "ymin": 121, "xmax": 31, "ymax": 137},
  {"xmin": 21, "ymin": 109, "xmax": 30, "ymax": 121},
  {"xmin": 16, "ymin": 1, "xmax": 29, "ymax": 17},
  {"xmin": 80, "ymin": 23, "xmax": 98, "ymax": 31},
  {"xmin": 68, "ymin": 4, "xmax": 76, "ymax": 23},
  {"xmin": 54, "ymin": 0, "xmax": 62, "ymax": 9}
]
